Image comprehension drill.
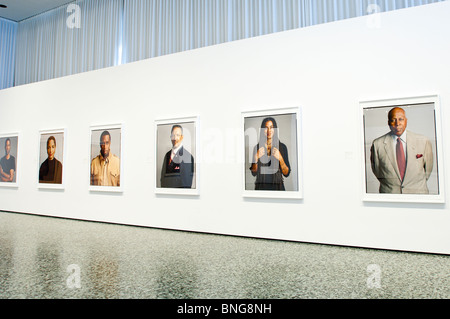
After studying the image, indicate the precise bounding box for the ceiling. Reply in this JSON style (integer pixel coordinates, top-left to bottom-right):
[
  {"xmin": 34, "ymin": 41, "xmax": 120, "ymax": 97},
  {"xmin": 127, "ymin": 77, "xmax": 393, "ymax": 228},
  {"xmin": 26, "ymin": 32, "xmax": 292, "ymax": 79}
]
[{"xmin": 0, "ymin": 0, "xmax": 74, "ymax": 22}]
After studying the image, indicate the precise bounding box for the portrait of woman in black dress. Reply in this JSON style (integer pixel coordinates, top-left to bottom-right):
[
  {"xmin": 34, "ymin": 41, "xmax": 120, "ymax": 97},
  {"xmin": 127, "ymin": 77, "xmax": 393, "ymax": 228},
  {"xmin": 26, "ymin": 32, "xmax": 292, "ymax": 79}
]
[
  {"xmin": 39, "ymin": 135, "xmax": 63, "ymax": 184},
  {"xmin": 249, "ymin": 117, "xmax": 291, "ymax": 191}
]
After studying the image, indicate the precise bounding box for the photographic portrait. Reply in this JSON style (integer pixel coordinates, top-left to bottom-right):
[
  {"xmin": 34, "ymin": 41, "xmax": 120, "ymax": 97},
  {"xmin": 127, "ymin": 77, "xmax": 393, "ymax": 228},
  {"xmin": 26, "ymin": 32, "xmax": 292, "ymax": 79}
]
[
  {"xmin": 89, "ymin": 125, "xmax": 122, "ymax": 192},
  {"xmin": 361, "ymin": 95, "xmax": 444, "ymax": 203},
  {"xmin": 243, "ymin": 108, "xmax": 302, "ymax": 199},
  {"xmin": 0, "ymin": 134, "xmax": 19, "ymax": 186},
  {"xmin": 38, "ymin": 129, "xmax": 65, "ymax": 188},
  {"xmin": 155, "ymin": 117, "xmax": 198, "ymax": 195}
]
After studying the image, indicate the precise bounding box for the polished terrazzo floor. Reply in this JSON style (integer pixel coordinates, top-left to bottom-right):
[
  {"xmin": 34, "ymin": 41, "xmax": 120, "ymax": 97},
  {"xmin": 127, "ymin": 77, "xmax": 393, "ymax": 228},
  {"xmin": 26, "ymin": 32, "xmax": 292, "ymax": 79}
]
[{"xmin": 0, "ymin": 211, "xmax": 448, "ymax": 299}]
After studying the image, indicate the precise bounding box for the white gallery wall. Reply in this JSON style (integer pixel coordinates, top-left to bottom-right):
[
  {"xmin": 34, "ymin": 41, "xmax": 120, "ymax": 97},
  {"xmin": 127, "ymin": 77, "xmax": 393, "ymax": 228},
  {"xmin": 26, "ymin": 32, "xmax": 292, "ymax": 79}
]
[{"xmin": 1, "ymin": 2, "xmax": 449, "ymax": 255}]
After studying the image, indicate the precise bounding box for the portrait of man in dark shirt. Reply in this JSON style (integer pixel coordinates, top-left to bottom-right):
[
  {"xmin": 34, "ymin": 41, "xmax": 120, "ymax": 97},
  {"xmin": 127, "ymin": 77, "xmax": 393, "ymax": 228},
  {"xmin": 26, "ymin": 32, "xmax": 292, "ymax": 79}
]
[{"xmin": 0, "ymin": 138, "xmax": 16, "ymax": 183}]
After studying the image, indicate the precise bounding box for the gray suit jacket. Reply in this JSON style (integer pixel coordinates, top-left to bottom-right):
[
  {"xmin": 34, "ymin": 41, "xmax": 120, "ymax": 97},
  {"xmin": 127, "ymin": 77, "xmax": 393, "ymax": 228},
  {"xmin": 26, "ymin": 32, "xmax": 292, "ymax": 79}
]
[{"xmin": 370, "ymin": 130, "xmax": 433, "ymax": 194}]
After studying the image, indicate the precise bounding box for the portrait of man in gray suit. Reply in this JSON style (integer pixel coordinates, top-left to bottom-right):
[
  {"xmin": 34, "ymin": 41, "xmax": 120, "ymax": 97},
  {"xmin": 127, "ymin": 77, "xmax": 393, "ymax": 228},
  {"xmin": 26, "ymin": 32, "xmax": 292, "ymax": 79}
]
[{"xmin": 370, "ymin": 107, "xmax": 434, "ymax": 194}]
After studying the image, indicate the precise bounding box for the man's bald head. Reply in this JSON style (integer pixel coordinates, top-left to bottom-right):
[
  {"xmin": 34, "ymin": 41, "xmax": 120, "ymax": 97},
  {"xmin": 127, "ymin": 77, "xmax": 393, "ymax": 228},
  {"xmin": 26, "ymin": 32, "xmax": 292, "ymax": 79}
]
[{"xmin": 388, "ymin": 107, "xmax": 407, "ymax": 137}]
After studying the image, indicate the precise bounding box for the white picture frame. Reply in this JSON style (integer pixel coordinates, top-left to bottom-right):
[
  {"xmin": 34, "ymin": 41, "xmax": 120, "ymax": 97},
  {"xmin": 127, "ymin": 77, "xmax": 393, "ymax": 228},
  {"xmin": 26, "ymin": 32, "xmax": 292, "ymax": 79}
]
[
  {"xmin": 37, "ymin": 128, "xmax": 67, "ymax": 190},
  {"xmin": 0, "ymin": 132, "xmax": 20, "ymax": 188},
  {"xmin": 155, "ymin": 116, "xmax": 199, "ymax": 196},
  {"xmin": 89, "ymin": 123, "xmax": 123, "ymax": 193},
  {"xmin": 241, "ymin": 107, "xmax": 303, "ymax": 200},
  {"xmin": 360, "ymin": 95, "xmax": 445, "ymax": 203}
]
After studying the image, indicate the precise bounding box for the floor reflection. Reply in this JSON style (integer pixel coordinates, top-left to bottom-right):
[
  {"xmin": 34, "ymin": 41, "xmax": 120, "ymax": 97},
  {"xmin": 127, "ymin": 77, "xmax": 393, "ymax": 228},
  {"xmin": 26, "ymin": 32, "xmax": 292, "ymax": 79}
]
[
  {"xmin": 155, "ymin": 257, "xmax": 199, "ymax": 299},
  {"xmin": 0, "ymin": 211, "xmax": 449, "ymax": 299},
  {"xmin": 88, "ymin": 252, "xmax": 119, "ymax": 299},
  {"xmin": 0, "ymin": 237, "xmax": 13, "ymax": 296},
  {"xmin": 34, "ymin": 244, "xmax": 62, "ymax": 298}
]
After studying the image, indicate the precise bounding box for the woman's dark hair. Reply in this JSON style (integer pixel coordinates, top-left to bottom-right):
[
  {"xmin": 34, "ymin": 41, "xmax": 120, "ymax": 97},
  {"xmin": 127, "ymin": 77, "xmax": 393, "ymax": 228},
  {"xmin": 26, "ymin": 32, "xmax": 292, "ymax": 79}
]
[
  {"xmin": 259, "ymin": 117, "xmax": 279, "ymax": 148},
  {"xmin": 260, "ymin": 117, "xmax": 278, "ymax": 129},
  {"xmin": 47, "ymin": 136, "xmax": 56, "ymax": 147}
]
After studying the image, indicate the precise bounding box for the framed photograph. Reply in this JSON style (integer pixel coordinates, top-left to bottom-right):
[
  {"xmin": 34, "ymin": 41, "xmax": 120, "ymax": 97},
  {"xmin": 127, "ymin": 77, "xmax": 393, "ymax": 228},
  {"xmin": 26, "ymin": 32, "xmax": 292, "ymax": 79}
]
[
  {"xmin": 38, "ymin": 129, "xmax": 66, "ymax": 189},
  {"xmin": 361, "ymin": 95, "xmax": 444, "ymax": 203},
  {"xmin": 242, "ymin": 107, "xmax": 303, "ymax": 199},
  {"xmin": 89, "ymin": 124, "xmax": 123, "ymax": 192},
  {"xmin": 0, "ymin": 133, "xmax": 19, "ymax": 188},
  {"xmin": 155, "ymin": 116, "xmax": 199, "ymax": 196}
]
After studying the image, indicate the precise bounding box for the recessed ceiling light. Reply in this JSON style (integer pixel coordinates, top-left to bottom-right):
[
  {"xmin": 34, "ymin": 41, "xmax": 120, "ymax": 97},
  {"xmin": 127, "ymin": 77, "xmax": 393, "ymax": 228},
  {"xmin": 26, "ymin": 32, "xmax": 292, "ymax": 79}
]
[{"xmin": 0, "ymin": 4, "xmax": 7, "ymax": 9}]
